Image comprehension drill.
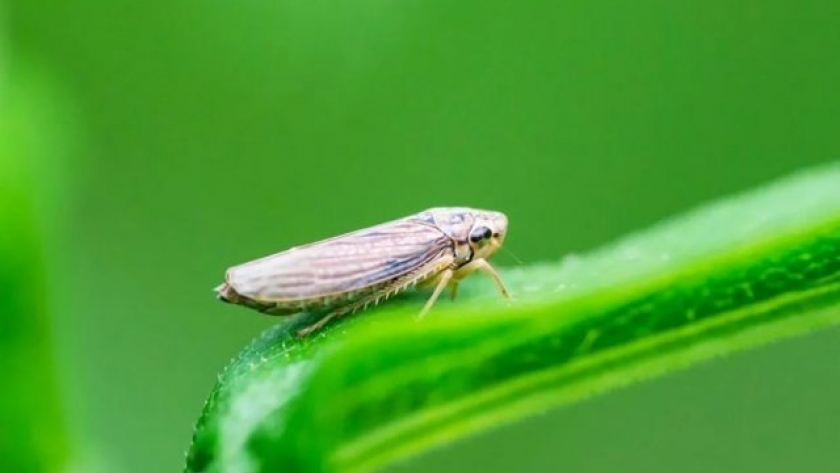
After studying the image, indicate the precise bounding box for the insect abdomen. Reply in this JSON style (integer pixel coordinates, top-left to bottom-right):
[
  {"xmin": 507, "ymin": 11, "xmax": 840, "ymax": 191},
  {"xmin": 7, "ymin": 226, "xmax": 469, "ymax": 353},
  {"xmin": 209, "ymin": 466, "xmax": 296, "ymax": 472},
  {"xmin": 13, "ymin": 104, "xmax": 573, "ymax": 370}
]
[
  {"xmin": 215, "ymin": 280, "xmax": 394, "ymax": 315},
  {"xmin": 214, "ymin": 282, "xmax": 286, "ymax": 313}
]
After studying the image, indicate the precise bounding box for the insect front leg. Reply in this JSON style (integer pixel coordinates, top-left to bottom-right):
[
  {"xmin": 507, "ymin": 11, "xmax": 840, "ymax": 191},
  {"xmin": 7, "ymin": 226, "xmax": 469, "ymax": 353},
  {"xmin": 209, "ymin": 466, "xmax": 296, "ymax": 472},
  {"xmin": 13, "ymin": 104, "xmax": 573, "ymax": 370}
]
[
  {"xmin": 452, "ymin": 258, "xmax": 511, "ymax": 299},
  {"xmin": 419, "ymin": 269, "xmax": 460, "ymax": 300}
]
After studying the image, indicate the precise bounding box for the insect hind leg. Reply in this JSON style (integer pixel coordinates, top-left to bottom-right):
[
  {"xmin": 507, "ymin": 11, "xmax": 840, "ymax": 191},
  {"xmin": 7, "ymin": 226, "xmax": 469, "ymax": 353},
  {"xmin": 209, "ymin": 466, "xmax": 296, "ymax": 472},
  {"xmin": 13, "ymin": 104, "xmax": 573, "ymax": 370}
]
[
  {"xmin": 295, "ymin": 289, "xmax": 388, "ymax": 338},
  {"xmin": 295, "ymin": 310, "xmax": 342, "ymax": 338},
  {"xmin": 295, "ymin": 257, "xmax": 455, "ymax": 338}
]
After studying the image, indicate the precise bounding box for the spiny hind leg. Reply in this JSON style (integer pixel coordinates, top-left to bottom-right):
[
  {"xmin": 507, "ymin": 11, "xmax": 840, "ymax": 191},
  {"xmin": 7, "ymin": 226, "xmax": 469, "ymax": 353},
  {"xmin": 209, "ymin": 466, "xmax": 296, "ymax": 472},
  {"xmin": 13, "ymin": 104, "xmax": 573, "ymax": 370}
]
[
  {"xmin": 296, "ymin": 267, "xmax": 441, "ymax": 337},
  {"xmin": 297, "ymin": 257, "xmax": 457, "ymax": 337},
  {"xmin": 295, "ymin": 290, "xmax": 386, "ymax": 338},
  {"xmin": 295, "ymin": 309, "xmax": 343, "ymax": 338}
]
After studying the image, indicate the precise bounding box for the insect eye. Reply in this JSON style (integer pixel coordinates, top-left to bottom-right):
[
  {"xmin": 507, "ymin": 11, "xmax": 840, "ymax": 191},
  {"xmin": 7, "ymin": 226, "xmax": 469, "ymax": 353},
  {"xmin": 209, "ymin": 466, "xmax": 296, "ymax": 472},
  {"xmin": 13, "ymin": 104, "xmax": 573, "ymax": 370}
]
[{"xmin": 469, "ymin": 226, "xmax": 493, "ymax": 243}]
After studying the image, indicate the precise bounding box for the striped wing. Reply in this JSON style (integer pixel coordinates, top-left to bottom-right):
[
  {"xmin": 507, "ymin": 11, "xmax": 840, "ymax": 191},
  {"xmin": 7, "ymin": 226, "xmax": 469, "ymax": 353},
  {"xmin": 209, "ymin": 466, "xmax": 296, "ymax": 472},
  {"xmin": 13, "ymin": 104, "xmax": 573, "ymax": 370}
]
[{"xmin": 224, "ymin": 217, "xmax": 452, "ymax": 303}]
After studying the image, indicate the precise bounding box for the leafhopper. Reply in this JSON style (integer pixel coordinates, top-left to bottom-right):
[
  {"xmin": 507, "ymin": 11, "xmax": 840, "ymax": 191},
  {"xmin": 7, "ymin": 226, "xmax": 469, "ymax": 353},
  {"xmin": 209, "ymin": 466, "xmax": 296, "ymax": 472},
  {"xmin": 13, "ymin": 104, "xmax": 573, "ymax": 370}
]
[{"xmin": 215, "ymin": 207, "xmax": 510, "ymax": 337}]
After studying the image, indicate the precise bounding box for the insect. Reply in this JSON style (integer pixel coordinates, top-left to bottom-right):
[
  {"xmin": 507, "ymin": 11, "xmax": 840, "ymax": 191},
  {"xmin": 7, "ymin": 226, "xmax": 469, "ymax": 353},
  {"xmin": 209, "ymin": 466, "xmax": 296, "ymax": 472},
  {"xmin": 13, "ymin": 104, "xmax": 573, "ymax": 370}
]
[{"xmin": 215, "ymin": 207, "xmax": 511, "ymax": 337}]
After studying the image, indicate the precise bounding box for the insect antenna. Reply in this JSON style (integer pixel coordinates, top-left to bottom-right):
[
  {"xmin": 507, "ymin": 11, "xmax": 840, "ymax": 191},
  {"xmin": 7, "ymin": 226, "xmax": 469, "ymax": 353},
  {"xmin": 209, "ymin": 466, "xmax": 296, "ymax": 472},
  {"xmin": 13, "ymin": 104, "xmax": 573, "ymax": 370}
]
[{"xmin": 500, "ymin": 246, "xmax": 525, "ymax": 266}]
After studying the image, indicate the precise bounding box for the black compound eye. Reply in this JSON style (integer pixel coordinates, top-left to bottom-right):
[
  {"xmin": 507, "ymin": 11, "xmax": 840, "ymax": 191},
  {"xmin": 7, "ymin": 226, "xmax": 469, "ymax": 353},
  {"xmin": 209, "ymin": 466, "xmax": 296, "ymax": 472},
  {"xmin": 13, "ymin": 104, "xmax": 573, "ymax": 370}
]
[{"xmin": 469, "ymin": 226, "xmax": 493, "ymax": 243}]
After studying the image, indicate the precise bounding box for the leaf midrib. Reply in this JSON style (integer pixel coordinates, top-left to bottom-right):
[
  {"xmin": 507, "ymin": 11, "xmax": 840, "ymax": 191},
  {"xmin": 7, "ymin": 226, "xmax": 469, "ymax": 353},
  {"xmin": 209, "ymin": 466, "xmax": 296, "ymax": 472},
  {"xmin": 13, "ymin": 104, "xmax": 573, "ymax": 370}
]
[{"xmin": 335, "ymin": 281, "xmax": 840, "ymax": 473}]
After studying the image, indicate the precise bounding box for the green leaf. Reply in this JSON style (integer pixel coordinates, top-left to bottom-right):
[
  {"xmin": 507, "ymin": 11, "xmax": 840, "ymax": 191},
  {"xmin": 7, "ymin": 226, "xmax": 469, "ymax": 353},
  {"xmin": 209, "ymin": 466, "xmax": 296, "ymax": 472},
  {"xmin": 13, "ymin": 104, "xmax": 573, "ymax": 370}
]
[
  {"xmin": 0, "ymin": 62, "xmax": 72, "ymax": 473},
  {"xmin": 186, "ymin": 162, "xmax": 840, "ymax": 473}
]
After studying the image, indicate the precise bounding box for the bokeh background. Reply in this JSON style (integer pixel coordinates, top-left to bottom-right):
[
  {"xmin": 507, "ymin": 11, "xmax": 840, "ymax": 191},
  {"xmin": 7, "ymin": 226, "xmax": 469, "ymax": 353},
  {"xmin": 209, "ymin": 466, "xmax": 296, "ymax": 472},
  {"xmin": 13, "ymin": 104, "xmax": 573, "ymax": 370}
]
[{"xmin": 2, "ymin": 1, "xmax": 839, "ymax": 472}]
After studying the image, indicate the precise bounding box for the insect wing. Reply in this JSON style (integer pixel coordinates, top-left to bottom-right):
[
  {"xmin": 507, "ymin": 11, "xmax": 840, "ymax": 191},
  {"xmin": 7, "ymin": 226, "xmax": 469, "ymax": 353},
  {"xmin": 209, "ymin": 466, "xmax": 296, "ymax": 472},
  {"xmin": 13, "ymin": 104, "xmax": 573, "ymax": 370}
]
[{"xmin": 224, "ymin": 217, "xmax": 452, "ymax": 303}]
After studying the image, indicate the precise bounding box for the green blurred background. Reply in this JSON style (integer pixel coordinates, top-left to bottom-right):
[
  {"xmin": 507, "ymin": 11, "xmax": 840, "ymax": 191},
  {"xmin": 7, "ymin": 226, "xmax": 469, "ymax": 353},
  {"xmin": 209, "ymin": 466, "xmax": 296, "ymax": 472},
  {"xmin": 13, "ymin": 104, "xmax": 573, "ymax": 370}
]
[{"xmin": 2, "ymin": 1, "xmax": 839, "ymax": 472}]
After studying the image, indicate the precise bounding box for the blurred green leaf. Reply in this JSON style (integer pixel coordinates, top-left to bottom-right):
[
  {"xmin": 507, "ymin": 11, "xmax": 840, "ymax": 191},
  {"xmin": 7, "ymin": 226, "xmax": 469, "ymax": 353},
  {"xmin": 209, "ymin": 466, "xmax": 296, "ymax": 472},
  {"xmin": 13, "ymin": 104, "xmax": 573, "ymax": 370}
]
[
  {"xmin": 0, "ymin": 61, "xmax": 71, "ymax": 473},
  {"xmin": 186, "ymin": 163, "xmax": 840, "ymax": 473}
]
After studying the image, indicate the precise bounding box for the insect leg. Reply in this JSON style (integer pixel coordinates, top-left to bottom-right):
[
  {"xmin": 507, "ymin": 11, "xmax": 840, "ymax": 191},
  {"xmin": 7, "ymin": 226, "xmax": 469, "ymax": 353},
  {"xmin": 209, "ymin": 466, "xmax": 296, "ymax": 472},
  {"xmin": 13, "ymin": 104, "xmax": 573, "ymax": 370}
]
[
  {"xmin": 417, "ymin": 268, "xmax": 454, "ymax": 319},
  {"xmin": 296, "ymin": 282, "xmax": 416, "ymax": 337},
  {"xmin": 296, "ymin": 288, "xmax": 394, "ymax": 337},
  {"xmin": 295, "ymin": 292, "xmax": 382, "ymax": 337},
  {"xmin": 452, "ymin": 258, "xmax": 511, "ymax": 298},
  {"xmin": 419, "ymin": 269, "xmax": 460, "ymax": 300},
  {"xmin": 449, "ymin": 281, "xmax": 459, "ymax": 300},
  {"xmin": 296, "ymin": 258, "xmax": 453, "ymax": 337},
  {"xmin": 295, "ymin": 308, "xmax": 345, "ymax": 338}
]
